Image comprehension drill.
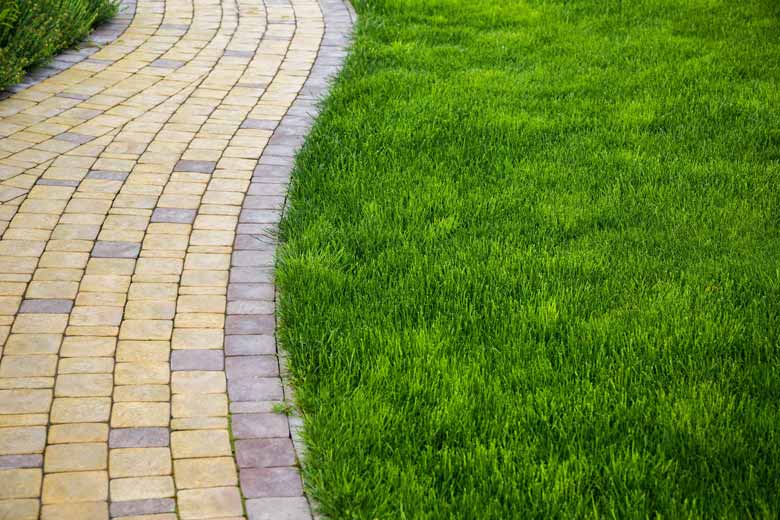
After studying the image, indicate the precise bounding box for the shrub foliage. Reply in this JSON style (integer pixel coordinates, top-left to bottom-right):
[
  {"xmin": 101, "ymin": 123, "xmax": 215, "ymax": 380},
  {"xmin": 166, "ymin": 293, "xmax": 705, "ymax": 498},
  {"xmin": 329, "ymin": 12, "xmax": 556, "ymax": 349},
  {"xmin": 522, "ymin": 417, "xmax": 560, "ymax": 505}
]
[{"xmin": 0, "ymin": 0, "xmax": 117, "ymax": 89}]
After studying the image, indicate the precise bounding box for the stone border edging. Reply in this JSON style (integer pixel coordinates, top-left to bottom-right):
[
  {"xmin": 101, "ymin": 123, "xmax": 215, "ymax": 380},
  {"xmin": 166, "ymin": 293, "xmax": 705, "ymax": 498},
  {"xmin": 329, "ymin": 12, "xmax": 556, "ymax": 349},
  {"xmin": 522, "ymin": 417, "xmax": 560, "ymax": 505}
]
[{"xmin": 224, "ymin": 0, "xmax": 355, "ymax": 518}]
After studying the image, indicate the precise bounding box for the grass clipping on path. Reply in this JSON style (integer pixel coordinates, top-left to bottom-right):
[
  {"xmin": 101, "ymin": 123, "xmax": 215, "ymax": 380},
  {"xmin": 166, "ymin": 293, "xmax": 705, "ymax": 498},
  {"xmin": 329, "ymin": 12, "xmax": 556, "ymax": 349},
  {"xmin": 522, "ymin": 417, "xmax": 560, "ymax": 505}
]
[{"xmin": 277, "ymin": 0, "xmax": 780, "ymax": 518}]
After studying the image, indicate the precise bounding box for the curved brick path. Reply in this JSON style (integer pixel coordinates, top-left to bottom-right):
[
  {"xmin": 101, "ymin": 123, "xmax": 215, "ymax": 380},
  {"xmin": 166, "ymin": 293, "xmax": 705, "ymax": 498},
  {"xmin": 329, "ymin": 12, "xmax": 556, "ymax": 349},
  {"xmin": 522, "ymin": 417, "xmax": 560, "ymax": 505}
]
[{"xmin": 0, "ymin": 0, "xmax": 353, "ymax": 517}]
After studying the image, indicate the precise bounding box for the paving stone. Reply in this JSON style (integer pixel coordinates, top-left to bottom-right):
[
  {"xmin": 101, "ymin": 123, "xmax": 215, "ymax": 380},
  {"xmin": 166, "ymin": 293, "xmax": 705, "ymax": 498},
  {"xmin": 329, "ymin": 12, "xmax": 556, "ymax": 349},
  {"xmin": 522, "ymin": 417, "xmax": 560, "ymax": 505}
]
[
  {"xmin": 87, "ymin": 170, "xmax": 129, "ymax": 181},
  {"xmin": 109, "ymin": 498, "xmax": 175, "ymax": 518},
  {"xmin": 241, "ymin": 118, "xmax": 278, "ymax": 130},
  {"xmin": 110, "ymin": 476, "xmax": 175, "ymax": 501},
  {"xmin": 240, "ymin": 467, "xmax": 303, "ymax": 498},
  {"xmin": 225, "ymin": 314, "xmax": 276, "ymax": 335},
  {"xmin": 177, "ymin": 487, "xmax": 243, "ymax": 519},
  {"xmin": 0, "ymin": 468, "xmax": 42, "ymax": 499},
  {"xmin": 225, "ymin": 355, "xmax": 278, "ymax": 379},
  {"xmin": 109, "ymin": 447, "xmax": 172, "ymax": 478},
  {"xmin": 92, "ymin": 241, "xmax": 141, "ymax": 258},
  {"xmin": 174, "ymin": 160, "xmax": 217, "ymax": 174},
  {"xmin": 245, "ymin": 497, "xmax": 312, "ymax": 520},
  {"xmin": 171, "ymin": 349, "xmax": 223, "ymax": 371},
  {"xmin": 170, "ymin": 430, "xmax": 231, "ymax": 459},
  {"xmin": 109, "ymin": 428, "xmax": 169, "ymax": 448},
  {"xmin": 42, "ymin": 470, "xmax": 107, "ymax": 503},
  {"xmin": 230, "ymin": 413, "xmax": 288, "ymax": 439},
  {"xmin": 173, "ymin": 457, "xmax": 237, "ymax": 489},
  {"xmin": 0, "ymin": 454, "xmax": 44, "ymax": 469},
  {"xmin": 225, "ymin": 334, "xmax": 276, "ymax": 355},
  {"xmin": 18, "ymin": 299, "xmax": 74, "ymax": 313},
  {"xmin": 227, "ymin": 283, "xmax": 274, "ymax": 300},
  {"xmin": 44, "ymin": 442, "xmax": 107, "ymax": 472},
  {"xmin": 234, "ymin": 438, "xmax": 296, "ymax": 468},
  {"xmin": 0, "ymin": 498, "xmax": 39, "ymax": 519},
  {"xmin": 40, "ymin": 501, "xmax": 108, "ymax": 520},
  {"xmin": 150, "ymin": 208, "xmax": 197, "ymax": 224}
]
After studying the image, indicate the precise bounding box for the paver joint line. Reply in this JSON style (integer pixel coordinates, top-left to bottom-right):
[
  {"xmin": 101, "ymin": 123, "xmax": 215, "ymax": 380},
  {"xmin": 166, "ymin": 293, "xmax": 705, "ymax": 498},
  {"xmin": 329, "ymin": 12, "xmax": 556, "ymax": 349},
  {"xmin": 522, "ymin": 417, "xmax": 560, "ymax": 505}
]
[{"xmin": 0, "ymin": 0, "xmax": 354, "ymax": 518}]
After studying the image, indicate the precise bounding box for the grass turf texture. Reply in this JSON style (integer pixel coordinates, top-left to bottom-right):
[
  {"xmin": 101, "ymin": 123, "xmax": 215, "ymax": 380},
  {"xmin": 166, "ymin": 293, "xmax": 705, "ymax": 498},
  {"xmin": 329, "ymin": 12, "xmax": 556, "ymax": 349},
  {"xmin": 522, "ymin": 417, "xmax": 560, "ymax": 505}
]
[
  {"xmin": 277, "ymin": 0, "xmax": 780, "ymax": 517},
  {"xmin": 0, "ymin": 0, "xmax": 117, "ymax": 89}
]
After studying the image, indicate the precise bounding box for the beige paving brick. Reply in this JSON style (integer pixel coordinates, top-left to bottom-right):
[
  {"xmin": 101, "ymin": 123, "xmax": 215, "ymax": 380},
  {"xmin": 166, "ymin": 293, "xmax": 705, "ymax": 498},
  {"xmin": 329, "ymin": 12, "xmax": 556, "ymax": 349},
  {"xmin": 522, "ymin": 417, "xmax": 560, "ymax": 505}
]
[
  {"xmin": 110, "ymin": 476, "xmax": 175, "ymax": 501},
  {"xmin": 58, "ymin": 357, "xmax": 114, "ymax": 374},
  {"xmin": 171, "ymin": 430, "xmax": 232, "ymax": 459},
  {"xmin": 48, "ymin": 423, "xmax": 109, "ymax": 444},
  {"xmin": 40, "ymin": 501, "xmax": 108, "ymax": 520},
  {"xmin": 113, "ymin": 384, "xmax": 169, "ymax": 403},
  {"xmin": 0, "ymin": 426, "xmax": 46, "ymax": 454},
  {"xmin": 173, "ymin": 457, "xmax": 237, "ymax": 489},
  {"xmin": 50, "ymin": 397, "xmax": 111, "ymax": 423},
  {"xmin": 119, "ymin": 320, "xmax": 172, "ymax": 340},
  {"xmin": 0, "ymin": 499, "xmax": 39, "ymax": 519},
  {"xmin": 0, "ymin": 389, "xmax": 52, "ymax": 414},
  {"xmin": 172, "ymin": 393, "xmax": 228, "ymax": 418},
  {"xmin": 60, "ymin": 336, "xmax": 116, "ymax": 357},
  {"xmin": 171, "ymin": 371, "xmax": 226, "ymax": 395},
  {"xmin": 0, "ymin": 355, "xmax": 58, "ymax": 377},
  {"xmin": 26, "ymin": 280, "xmax": 79, "ymax": 299},
  {"xmin": 12, "ymin": 314, "xmax": 68, "ymax": 334},
  {"xmin": 116, "ymin": 340, "xmax": 169, "ymax": 362},
  {"xmin": 109, "ymin": 447, "xmax": 172, "ymax": 478},
  {"xmin": 177, "ymin": 486, "xmax": 243, "ymax": 519},
  {"xmin": 171, "ymin": 328, "xmax": 223, "ymax": 350},
  {"xmin": 115, "ymin": 362, "xmax": 169, "ymax": 385},
  {"xmin": 42, "ymin": 470, "xmax": 107, "ymax": 503},
  {"xmin": 111, "ymin": 402, "xmax": 170, "ymax": 427},
  {"xmin": 44, "ymin": 442, "xmax": 107, "ymax": 472},
  {"xmin": 0, "ymin": 468, "xmax": 42, "ymax": 499},
  {"xmin": 55, "ymin": 373, "xmax": 113, "ymax": 397}
]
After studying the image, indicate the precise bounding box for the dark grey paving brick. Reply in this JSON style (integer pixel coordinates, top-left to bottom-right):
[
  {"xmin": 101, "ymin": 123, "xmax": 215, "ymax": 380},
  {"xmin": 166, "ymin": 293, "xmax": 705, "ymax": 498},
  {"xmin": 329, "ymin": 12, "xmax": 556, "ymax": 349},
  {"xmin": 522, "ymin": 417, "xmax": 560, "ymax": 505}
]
[
  {"xmin": 245, "ymin": 497, "xmax": 311, "ymax": 520},
  {"xmin": 247, "ymin": 183, "xmax": 287, "ymax": 196},
  {"xmin": 227, "ymin": 283, "xmax": 274, "ymax": 301},
  {"xmin": 230, "ymin": 412, "xmax": 288, "ymax": 438},
  {"xmin": 87, "ymin": 170, "xmax": 129, "ymax": 181},
  {"xmin": 224, "ymin": 49, "xmax": 255, "ymax": 57},
  {"xmin": 242, "ymin": 196, "xmax": 285, "ymax": 210},
  {"xmin": 19, "ymin": 299, "xmax": 73, "ymax": 314},
  {"xmin": 174, "ymin": 159, "xmax": 216, "ymax": 173},
  {"xmin": 234, "ymin": 234, "xmax": 275, "ymax": 251},
  {"xmin": 239, "ymin": 209, "xmax": 281, "ymax": 224},
  {"xmin": 231, "ymin": 250, "xmax": 274, "ymax": 267},
  {"xmin": 253, "ymin": 164, "xmax": 292, "ymax": 178},
  {"xmin": 225, "ymin": 335, "xmax": 276, "ymax": 356},
  {"xmin": 58, "ymin": 92, "xmax": 89, "ymax": 100},
  {"xmin": 230, "ymin": 267, "xmax": 274, "ymax": 284},
  {"xmin": 225, "ymin": 356, "xmax": 278, "ymax": 379},
  {"xmin": 240, "ymin": 467, "xmax": 302, "ymax": 498},
  {"xmin": 110, "ymin": 498, "xmax": 175, "ymax": 517},
  {"xmin": 0, "ymin": 454, "xmax": 43, "ymax": 469},
  {"xmin": 54, "ymin": 132, "xmax": 94, "ymax": 144},
  {"xmin": 225, "ymin": 315, "xmax": 275, "ymax": 335},
  {"xmin": 36, "ymin": 179, "xmax": 79, "ymax": 187},
  {"xmin": 92, "ymin": 241, "xmax": 141, "ymax": 258},
  {"xmin": 171, "ymin": 350, "xmax": 224, "ymax": 371},
  {"xmin": 151, "ymin": 58, "xmax": 185, "ymax": 69},
  {"xmin": 241, "ymin": 118, "xmax": 278, "ymax": 130},
  {"xmin": 227, "ymin": 300, "xmax": 274, "ymax": 315},
  {"xmin": 109, "ymin": 427, "xmax": 169, "ymax": 448},
  {"xmin": 151, "ymin": 208, "xmax": 196, "ymax": 223}
]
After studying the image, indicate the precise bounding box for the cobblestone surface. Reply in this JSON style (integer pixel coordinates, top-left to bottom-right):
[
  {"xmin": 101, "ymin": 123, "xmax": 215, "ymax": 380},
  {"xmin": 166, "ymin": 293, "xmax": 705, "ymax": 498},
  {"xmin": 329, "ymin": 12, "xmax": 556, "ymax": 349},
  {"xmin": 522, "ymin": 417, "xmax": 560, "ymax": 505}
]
[{"xmin": 0, "ymin": 0, "xmax": 354, "ymax": 516}]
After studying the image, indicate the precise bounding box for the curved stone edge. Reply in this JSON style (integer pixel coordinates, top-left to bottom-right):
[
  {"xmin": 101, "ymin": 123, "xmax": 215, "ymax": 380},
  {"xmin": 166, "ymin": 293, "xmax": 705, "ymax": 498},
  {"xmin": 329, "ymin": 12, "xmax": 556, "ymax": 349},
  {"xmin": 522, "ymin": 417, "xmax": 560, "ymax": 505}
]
[
  {"xmin": 0, "ymin": 0, "xmax": 138, "ymax": 100},
  {"xmin": 225, "ymin": 0, "xmax": 355, "ymax": 519}
]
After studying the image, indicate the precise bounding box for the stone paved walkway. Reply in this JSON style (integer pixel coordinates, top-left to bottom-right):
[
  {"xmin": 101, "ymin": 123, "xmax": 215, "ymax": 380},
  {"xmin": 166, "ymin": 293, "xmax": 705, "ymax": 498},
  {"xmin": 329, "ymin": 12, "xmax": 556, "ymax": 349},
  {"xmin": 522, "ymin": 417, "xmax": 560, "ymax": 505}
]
[{"xmin": 0, "ymin": 0, "xmax": 353, "ymax": 517}]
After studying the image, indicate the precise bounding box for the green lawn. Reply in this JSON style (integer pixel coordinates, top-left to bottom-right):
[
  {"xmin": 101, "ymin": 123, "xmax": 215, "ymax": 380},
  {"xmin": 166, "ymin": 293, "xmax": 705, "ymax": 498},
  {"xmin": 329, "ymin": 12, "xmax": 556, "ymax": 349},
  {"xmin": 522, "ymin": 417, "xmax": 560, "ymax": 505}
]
[{"xmin": 277, "ymin": 0, "xmax": 780, "ymax": 517}]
